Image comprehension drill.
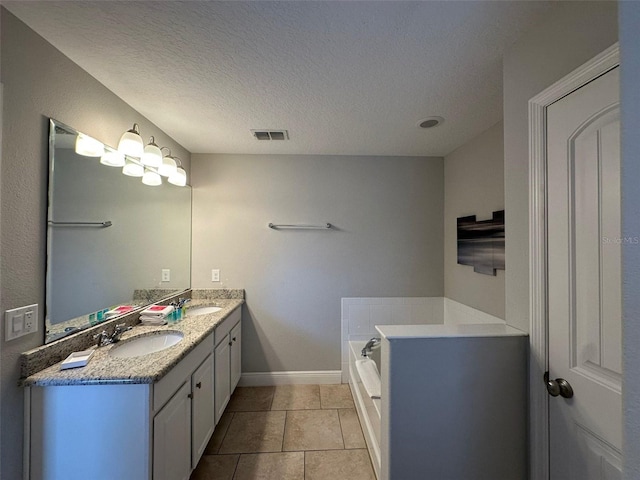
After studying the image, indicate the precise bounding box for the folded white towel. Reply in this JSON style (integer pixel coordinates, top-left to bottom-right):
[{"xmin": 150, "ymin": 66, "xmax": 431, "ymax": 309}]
[
  {"xmin": 139, "ymin": 317, "xmax": 168, "ymax": 326},
  {"xmin": 356, "ymin": 359, "xmax": 381, "ymax": 399},
  {"xmin": 140, "ymin": 305, "xmax": 174, "ymax": 318}
]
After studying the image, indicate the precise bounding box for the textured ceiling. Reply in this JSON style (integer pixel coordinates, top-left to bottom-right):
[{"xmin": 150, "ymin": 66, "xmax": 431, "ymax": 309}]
[{"xmin": 4, "ymin": 1, "xmax": 555, "ymax": 156}]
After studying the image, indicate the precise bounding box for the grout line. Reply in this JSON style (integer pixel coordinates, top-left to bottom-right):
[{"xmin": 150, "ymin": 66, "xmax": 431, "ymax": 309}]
[
  {"xmin": 281, "ymin": 410, "xmax": 288, "ymax": 452},
  {"xmin": 269, "ymin": 388, "xmax": 276, "ymax": 410},
  {"xmin": 337, "ymin": 408, "xmax": 346, "ymax": 449},
  {"xmin": 231, "ymin": 453, "xmax": 240, "ymax": 479},
  {"xmin": 216, "ymin": 412, "xmax": 235, "ymax": 454}
]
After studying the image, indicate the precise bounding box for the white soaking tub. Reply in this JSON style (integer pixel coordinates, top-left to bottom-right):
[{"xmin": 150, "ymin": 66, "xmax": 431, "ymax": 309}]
[{"xmin": 349, "ymin": 340, "xmax": 382, "ymax": 479}]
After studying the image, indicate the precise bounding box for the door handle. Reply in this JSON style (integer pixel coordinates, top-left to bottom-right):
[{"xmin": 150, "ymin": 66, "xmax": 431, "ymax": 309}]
[
  {"xmin": 196, "ymin": 382, "xmax": 202, "ymax": 389},
  {"xmin": 544, "ymin": 371, "xmax": 574, "ymax": 399}
]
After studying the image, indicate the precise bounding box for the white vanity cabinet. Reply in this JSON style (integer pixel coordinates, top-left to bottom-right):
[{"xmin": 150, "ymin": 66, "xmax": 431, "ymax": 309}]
[
  {"xmin": 214, "ymin": 308, "xmax": 242, "ymax": 424},
  {"xmin": 153, "ymin": 350, "xmax": 215, "ymax": 480},
  {"xmin": 26, "ymin": 306, "xmax": 243, "ymax": 480}
]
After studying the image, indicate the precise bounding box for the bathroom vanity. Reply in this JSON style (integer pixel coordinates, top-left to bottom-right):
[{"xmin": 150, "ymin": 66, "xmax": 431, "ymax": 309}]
[{"xmin": 22, "ymin": 300, "xmax": 242, "ymax": 480}]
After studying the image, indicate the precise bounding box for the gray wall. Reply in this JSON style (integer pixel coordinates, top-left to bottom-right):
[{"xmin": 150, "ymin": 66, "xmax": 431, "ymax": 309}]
[
  {"xmin": 0, "ymin": 10, "xmax": 190, "ymax": 478},
  {"xmin": 503, "ymin": 1, "xmax": 618, "ymax": 332},
  {"xmin": 444, "ymin": 121, "xmax": 504, "ymax": 319},
  {"xmin": 621, "ymin": 3, "xmax": 640, "ymax": 477},
  {"xmin": 191, "ymin": 153, "xmax": 443, "ymax": 372}
]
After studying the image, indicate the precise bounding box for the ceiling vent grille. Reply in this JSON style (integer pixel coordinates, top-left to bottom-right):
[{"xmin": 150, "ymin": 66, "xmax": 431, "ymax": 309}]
[{"xmin": 251, "ymin": 129, "xmax": 289, "ymax": 141}]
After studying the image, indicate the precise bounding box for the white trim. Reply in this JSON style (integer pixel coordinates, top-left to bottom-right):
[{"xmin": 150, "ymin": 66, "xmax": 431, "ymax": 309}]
[
  {"xmin": 528, "ymin": 42, "xmax": 619, "ymax": 480},
  {"xmin": 23, "ymin": 387, "xmax": 30, "ymax": 480},
  {"xmin": 238, "ymin": 370, "xmax": 342, "ymax": 387}
]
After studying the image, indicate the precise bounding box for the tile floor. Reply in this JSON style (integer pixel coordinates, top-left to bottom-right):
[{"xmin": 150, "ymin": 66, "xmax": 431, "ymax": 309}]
[{"xmin": 190, "ymin": 384, "xmax": 376, "ymax": 480}]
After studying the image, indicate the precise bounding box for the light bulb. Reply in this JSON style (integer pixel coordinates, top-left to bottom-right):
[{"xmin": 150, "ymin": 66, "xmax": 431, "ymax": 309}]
[
  {"xmin": 75, "ymin": 134, "xmax": 104, "ymax": 157},
  {"xmin": 117, "ymin": 123, "xmax": 144, "ymax": 158}
]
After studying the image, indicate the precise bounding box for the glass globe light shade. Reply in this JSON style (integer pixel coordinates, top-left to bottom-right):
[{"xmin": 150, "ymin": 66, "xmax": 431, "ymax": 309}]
[
  {"xmin": 122, "ymin": 158, "xmax": 144, "ymax": 177},
  {"xmin": 142, "ymin": 169, "xmax": 162, "ymax": 186},
  {"xmin": 168, "ymin": 167, "xmax": 187, "ymax": 187},
  {"xmin": 117, "ymin": 123, "xmax": 144, "ymax": 158},
  {"xmin": 75, "ymin": 134, "xmax": 104, "ymax": 157},
  {"xmin": 142, "ymin": 137, "xmax": 162, "ymax": 167},
  {"xmin": 100, "ymin": 149, "xmax": 125, "ymax": 167},
  {"xmin": 158, "ymin": 155, "xmax": 178, "ymax": 177}
]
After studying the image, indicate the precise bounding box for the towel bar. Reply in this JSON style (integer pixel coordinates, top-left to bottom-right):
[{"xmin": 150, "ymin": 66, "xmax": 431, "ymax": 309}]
[{"xmin": 268, "ymin": 223, "xmax": 332, "ymax": 230}]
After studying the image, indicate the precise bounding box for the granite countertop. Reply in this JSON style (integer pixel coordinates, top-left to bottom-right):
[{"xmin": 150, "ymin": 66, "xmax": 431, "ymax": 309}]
[{"xmin": 23, "ymin": 299, "xmax": 244, "ymax": 387}]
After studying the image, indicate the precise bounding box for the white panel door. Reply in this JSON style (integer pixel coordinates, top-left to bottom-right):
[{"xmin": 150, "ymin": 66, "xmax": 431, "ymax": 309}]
[
  {"xmin": 230, "ymin": 321, "xmax": 242, "ymax": 392},
  {"xmin": 547, "ymin": 66, "xmax": 622, "ymax": 480},
  {"xmin": 191, "ymin": 354, "xmax": 215, "ymax": 469},
  {"xmin": 153, "ymin": 381, "xmax": 192, "ymax": 480},
  {"xmin": 215, "ymin": 336, "xmax": 231, "ymax": 424}
]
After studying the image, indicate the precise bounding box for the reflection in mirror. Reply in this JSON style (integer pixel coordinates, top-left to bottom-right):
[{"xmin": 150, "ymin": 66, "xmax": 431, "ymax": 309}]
[{"xmin": 46, "ymin": 119, "xmax": 191, "ymax": 343}]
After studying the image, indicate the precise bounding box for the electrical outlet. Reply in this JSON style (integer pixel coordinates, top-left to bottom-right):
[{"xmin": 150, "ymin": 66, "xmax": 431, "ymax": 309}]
[
  {"xmin": 24, "ymin": 308, "xmax": 36, "ymax": 333},
  {"xmin": 212, "ymin": 269, "xmax": 220, "ymax": 282},
  {"xmin": 5, "ymin": 304, "xmax": 38, "ymax": 341},
  {"xmin": 162, "ymin": 269, "xmax": 171, "ymax": 282}
]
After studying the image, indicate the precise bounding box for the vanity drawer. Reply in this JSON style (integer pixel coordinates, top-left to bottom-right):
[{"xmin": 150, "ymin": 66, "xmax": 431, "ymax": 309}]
[
  {"xmin": 153, "ymin": 333, "xmax": 214, "ymax": 412},
  {"xmin": 215, "ymin": 307, "xmax": 241, "ymax": 346}
]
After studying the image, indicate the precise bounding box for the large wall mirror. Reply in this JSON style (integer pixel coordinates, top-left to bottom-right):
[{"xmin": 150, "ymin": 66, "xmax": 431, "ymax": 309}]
[{"xmin": 46, "ymin": 119, "xmax": 191, "ymax": 343}]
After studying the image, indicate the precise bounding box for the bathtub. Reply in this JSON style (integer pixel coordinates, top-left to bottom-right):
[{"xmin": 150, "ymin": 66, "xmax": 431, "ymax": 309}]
[{"xmin": 349, "ymin": 341, "xmax": 382, "ymax": 479}]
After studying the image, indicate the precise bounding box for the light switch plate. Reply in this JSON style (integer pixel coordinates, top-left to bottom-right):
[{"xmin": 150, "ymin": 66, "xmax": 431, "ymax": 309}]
[
  {"xmin": 5, "ymin": 304, "xmax": 38, "ymax": 341},
  {"xmin": 161, "ymin": 269, "xmax": 171, "ymax": 282}
]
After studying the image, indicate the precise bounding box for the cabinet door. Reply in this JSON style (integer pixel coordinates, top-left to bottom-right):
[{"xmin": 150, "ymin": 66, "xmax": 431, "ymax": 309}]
[
  {"xmin": 230, "ymin": 321, "xmax": 242, "ymax": 392},
  {"xmin": 215, "ymin": 337, "xmax": 231, "ymax": 424},
  {"xmin": 192, "ymin": 354, "xmax": 215, "ymax": 469},
  {"xmin": 153, "ymin": 382, "xmax": 192, "ymax": 480}
]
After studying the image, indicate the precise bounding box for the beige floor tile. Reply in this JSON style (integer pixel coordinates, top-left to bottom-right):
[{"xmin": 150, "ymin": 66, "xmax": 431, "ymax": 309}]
[
  {"xmin": 226, "ymin": 386, "xmax": 275, "ymax": 412},
  {"xmin": 320, "ymin": 384, "xmax": 355, "ymax": 409},
  {"xmin": 283, "ymin": 409, "xmax": 344, "ymax": 451},
  {"xmin": 219, "ymin": 411, "xmax": 286, "ymax": 454},
  {"xmin": 204, "ymin": 411, "xmax": 234, "ymax": 454},
  {"xmin": 305, "ymin": 449, "xmax": 376, "ymax": 480},
  {"xmin": 271, "ymin": 385, "xmax": 321, "ymax": 410},
  {"xmin": 338, "ymin": 408, "xmax": 366, "ymax": 449},
  {"xmin": 234, "ymin": 452, "xmax": 304, "ymax": 480},
  {"xmin": 190, "ymin": 454, "xmax": 238, "ymax": 480}
]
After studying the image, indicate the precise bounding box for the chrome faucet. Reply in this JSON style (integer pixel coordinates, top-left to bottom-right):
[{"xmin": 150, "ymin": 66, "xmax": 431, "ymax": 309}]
[
  {"xmin": 361, "ymin": 337, "xmax": 381, "ymax": 357},
  {"xmin": 93, "ymin": 323, "xmax": 132, "ymax": 347},
  {"xmin": 170, "ymin": 298, "xmax": 191, "ymax": 309}
]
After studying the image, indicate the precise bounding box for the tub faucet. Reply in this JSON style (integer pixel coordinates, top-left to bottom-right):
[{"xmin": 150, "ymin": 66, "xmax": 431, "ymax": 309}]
[{"xmin": 361, "ymin": 337, "xmax": 381, "ymax": 357}]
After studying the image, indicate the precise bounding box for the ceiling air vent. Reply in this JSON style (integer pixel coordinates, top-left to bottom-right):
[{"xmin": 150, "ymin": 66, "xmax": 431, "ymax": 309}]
[{"xmin": 251, "ymin": 129, "xmax": 289, "ymax": 141}]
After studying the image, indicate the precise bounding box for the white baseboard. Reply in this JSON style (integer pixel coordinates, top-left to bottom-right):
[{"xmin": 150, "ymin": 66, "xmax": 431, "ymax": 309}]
[{"xmin": 238, "ymin": 371, "xmax": 342, "ymax": 386}]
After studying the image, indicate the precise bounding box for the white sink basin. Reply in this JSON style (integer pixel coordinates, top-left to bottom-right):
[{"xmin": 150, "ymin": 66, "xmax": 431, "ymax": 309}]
[
  {"xmin": 186, "ymin": 306, "xmax": 223, "ymax": 317},
  {"xmin": 109, "ymin": 331, "xmax": 184, "ymax": 358}
]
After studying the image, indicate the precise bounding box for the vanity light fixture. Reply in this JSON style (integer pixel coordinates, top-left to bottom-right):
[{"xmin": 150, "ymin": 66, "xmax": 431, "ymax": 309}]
[
  {"xmin": 158, "ymin": 147, "xmax": 178, "ymax": 177},
  {"xmin": 142, "ymin": 136, "xmax": 163, "ymax": 168},
  {"xmin": 142, "ymin": 168, "xmax": 162, "ymax": 186},
  {"xmin": 100, "ymin": 147, "xmax": 125, "ymax": 167},
  {"xmin": 75, "ymin": 134, "xmax": 105, "ymax": 157},
  {"xmin": 117, "ymin": 123, "xmax": 144, "ymax": 158},
  {"xmin": 168, "ymin": 158, "xmax": 187, "ymax": 187},
  {"xmin": 122, "ymin": 157, "xmax": 144, "ymax": 177}
]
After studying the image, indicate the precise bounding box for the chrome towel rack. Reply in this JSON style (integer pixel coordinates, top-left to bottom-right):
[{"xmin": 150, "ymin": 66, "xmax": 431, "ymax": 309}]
[
  {"xmin": 48, "ymin": 221, "xmax": 113, "ymax": 228},
  {"xmin": 268, "ymin": 223, "xmax": 332, "ymax": 230}
]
